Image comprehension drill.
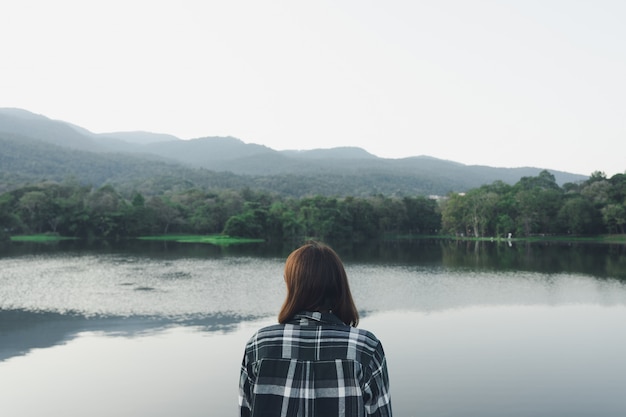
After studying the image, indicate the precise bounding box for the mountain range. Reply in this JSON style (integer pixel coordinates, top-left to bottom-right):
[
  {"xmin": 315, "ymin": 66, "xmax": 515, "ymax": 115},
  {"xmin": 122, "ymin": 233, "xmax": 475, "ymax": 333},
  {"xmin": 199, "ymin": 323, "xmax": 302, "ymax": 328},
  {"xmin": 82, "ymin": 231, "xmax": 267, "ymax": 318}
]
[{"xmin": 0, "ymin": 108, "xmax": 588, "ymax": 197}]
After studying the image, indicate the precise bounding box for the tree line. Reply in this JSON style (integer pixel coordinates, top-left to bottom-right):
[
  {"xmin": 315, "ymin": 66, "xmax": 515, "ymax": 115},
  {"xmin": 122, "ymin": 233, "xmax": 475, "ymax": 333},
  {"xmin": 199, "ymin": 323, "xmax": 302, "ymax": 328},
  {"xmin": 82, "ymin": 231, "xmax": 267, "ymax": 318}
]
[
  {"xmin": 440, "ymin": 170, "xmax": 626, "ymax": 237},
  {"xmin": 1, "ymin": 170, "xmax": 624, "ymax": 243},
  {"xmin": 0, "ymin": 180, "xmax": 440, "ymax": 242}
]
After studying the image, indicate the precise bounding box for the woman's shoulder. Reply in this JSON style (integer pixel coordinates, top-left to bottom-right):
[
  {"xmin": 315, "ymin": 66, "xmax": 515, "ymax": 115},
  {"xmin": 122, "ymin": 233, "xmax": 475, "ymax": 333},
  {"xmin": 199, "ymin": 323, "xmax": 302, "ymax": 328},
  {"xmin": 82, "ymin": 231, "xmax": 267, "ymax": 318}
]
[
  {"xmin": 251, "ymin": 322, "xmax": 285, "ymax": 338},
  {"xmin": 349, "ymin": 326, "xmax": 383, "ymax": 348},
  {"xmin": 246, "ymin": 316, "xmax": 383, "ymax": 348}
]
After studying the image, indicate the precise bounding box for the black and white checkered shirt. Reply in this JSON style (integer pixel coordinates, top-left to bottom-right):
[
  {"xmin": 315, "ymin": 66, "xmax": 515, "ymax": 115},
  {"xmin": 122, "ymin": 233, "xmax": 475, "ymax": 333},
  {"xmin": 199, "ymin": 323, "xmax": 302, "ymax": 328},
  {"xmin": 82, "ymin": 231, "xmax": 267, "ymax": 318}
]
[{"xmin": 239, "ymin": 311, "xmax": 392, "ymax": 417}]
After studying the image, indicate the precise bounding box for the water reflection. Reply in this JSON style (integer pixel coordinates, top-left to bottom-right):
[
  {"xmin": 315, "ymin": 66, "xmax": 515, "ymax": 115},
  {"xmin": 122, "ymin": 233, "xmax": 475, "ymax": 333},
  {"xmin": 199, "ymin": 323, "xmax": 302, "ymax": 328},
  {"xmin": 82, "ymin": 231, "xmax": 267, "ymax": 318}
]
[
  {"xmin": 0, "ymin": 309, "xmax": 252, "ymax": 362},
  {"xmin": 2, "ymin": 307, "xmax": 626, "ymax": 417},
  {"xmin": 2, "ymin": 241, "xmax": 626, "ymax": 365},
  {"xmin": 363, "ymin": 306, "xmax": 626, "ymax": 417},
  {"xmin": 0, "ymin": 321, "xmax": 271, "ymax": 417},
  {"xmin": 2, "ymin": 240, "xmax": 626, "ymax": 416},
  {"xmin": 3, "ymin": 238, "xmax": 626, "ymax": 280},
  {"xmin": 438, "ymin": 239, "xmax": 626, "ymax": 279}
]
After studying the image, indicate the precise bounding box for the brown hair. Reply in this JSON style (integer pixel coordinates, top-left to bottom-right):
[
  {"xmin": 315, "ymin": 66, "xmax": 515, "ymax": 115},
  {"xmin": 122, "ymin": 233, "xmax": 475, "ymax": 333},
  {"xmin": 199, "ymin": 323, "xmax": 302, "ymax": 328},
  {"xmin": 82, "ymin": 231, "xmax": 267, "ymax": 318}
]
[{"xmin": 278, "ymin": 241, "xmax": 359, "ymax": 327}]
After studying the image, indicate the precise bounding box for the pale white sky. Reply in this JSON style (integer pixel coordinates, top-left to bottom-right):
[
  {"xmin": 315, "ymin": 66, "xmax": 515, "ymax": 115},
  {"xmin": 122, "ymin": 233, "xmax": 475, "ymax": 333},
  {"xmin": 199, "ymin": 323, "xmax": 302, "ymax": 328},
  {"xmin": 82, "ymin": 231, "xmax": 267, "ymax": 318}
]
[{"xmin": 1, "ymin": 0, "xmax": 625, "ymax": 176}]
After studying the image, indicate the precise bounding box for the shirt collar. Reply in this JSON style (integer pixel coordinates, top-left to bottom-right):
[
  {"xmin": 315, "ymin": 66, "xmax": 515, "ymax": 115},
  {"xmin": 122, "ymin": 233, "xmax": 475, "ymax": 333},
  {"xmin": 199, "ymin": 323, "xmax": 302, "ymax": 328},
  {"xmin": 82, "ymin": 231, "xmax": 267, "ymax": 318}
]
[{"xmin": 290, "ymin": 311, "xmax": 346, "ymax": 326}]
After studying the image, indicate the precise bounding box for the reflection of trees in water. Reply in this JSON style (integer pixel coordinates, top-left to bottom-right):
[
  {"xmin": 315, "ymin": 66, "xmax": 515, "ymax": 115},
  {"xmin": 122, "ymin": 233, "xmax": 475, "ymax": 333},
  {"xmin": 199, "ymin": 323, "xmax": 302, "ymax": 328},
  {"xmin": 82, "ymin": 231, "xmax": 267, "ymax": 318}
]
[
  {"xmin": 440, "ymin": 240, "xmax": 626, "ymax": 279},
  {"xmin": 0, "ymin": 309, "xmax": 258, "ymax": 363},
  {"xmin": 606, "ymin": 244, "xmax": 626, "ymax": 279},
  {"xmin": 336, "ymin": 239, "xmax": 444, "ymax": 266}
]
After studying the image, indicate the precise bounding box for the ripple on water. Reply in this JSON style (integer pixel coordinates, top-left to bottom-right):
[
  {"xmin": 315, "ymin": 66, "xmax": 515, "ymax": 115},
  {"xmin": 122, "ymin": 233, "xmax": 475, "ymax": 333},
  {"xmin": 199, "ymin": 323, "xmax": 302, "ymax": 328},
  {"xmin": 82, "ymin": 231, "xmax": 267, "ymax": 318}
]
[
  {"xmin": 0, "ymin": 254, "xmax": 285, "ymax": 318},
  {"xmin": 1, "ymin": 253, "xmax": 626, "ymax": 318}
]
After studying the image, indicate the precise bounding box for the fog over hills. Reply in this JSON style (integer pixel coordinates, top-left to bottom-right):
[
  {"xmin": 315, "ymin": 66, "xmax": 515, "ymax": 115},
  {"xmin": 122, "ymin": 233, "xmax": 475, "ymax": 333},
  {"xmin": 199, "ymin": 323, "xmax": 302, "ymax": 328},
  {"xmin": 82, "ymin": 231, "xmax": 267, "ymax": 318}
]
[
  {"xmin": 0, "ymin": 108, "xmax": 588, "ymax": 197},
  {"xmin": 100, "ymin": 131, "xmax": 180, "ymax": 145}
]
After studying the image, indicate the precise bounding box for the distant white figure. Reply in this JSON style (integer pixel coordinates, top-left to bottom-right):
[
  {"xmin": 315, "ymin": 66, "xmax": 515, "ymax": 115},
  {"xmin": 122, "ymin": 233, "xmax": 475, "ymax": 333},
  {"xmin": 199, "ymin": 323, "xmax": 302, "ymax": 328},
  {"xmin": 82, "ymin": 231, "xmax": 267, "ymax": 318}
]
[{"xmin": 508, "ymin": 232, "xmax": 512, "ymax": 239}]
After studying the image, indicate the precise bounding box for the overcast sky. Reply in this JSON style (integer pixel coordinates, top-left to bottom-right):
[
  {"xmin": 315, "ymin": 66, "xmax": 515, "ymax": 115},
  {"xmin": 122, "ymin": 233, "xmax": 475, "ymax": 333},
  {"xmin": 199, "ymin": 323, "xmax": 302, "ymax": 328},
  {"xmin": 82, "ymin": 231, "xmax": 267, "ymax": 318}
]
[{"xmin": 2, "ymin": 0, "xmax": 624, "ymax": 176}]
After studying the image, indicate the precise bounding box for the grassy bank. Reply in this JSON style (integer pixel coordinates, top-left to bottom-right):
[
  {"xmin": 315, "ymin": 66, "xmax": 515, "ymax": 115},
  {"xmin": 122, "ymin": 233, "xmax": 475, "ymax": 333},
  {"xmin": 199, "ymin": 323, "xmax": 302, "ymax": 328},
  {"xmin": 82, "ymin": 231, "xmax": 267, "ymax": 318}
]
[
  {"xmin": 10, "ymin": 234, "xmax": 77, "ymax": 242},
  {"xmin": 8, "ymin": 233, "xmax": 262, "ymax": 246},
  {"xmin": 137, "ymin": 234, "xmax": 264, "ymax": 245},
  {"xmin": 9, "ymin": 233, "xmax": 625, "ymax": 245}
]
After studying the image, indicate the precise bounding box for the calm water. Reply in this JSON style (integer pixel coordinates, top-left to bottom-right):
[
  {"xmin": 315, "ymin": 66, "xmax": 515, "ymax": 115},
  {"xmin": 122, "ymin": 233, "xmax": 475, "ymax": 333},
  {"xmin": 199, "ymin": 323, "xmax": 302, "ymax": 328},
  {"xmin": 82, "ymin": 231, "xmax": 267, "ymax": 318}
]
[{"xmin": 1, "ymin": 239, "xmax": 626, "ymax": 416}]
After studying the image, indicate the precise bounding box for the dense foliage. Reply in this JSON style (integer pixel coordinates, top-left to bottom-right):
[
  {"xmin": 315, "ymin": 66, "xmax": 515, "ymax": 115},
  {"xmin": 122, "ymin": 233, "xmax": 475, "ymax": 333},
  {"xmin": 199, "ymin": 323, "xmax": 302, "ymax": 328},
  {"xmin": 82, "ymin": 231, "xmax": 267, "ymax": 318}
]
[
  {"xmin": 440, "ymin": 170, "xmax": 626, "ymax": 237},
  {"xmin": 1, "ymin": 170, "xmax": 624, "ymax": 243},
  {"xmin": 0, "ymin": 180, "xmax": 441, "ymax": 242}
]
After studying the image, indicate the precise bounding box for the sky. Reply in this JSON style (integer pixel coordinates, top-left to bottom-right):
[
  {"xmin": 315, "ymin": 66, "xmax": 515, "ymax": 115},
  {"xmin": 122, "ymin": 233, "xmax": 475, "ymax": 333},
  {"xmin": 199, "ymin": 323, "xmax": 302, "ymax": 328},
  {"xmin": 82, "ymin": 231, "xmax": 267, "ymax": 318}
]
[{"xmin": 1, "ymin": 0, "xmax": 625, "ymax": 176}]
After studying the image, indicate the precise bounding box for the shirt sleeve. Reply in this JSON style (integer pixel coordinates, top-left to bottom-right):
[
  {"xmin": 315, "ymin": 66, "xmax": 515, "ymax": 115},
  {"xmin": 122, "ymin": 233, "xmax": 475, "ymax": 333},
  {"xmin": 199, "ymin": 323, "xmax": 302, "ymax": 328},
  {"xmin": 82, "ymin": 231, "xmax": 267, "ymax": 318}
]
[
  {"xmin": 238, "ymin": 353, "xmax": 253, "ymax": 417},
  {"xmin": 362, "ymin": 341, "xmax": 393, "ymax": 417}
]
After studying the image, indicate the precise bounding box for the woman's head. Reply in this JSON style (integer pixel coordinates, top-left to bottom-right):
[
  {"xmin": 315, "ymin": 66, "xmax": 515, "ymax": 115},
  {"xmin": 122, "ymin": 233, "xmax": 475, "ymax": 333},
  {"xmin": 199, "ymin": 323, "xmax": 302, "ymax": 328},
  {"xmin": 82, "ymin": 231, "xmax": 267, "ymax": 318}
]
[{"xmin": 278, "ymin": 241, "xmax": 359, "ymax": 327}]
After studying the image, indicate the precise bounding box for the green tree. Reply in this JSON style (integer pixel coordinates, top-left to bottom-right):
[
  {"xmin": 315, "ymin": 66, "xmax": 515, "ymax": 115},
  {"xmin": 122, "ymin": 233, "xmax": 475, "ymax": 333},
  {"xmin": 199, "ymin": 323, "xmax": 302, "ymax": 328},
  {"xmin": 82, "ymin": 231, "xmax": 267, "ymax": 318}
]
[
  {"xmin": 463, "ymin": 188, "xmax": 500, "ymax": 237},
  {"xmin": 296, "ymin": 196, "xmax": 352, "ymax": 241},
  {"xmin": 557, "ymin": 196, "xmax": 602, "ymax": 235},
  {"xmin": 18, "ymin": 190, "xmax": 49, "ymax": 233},
  {"xmin": 602, "ymin": 204, "xmax": 626, "ymax": 234},
  {"xmin": 147, "ymin": 196, "xmax": 184, "ymax": 235},
  {"xmin": 223, "ymin": 202, "xmax": 268, "ymax": 239},
  {"xmin": 440, "ymin": 193, "xmax": 467, "ymax": 236},
  {"xmin": 608, "ymin": 173, "xmax": 626, "ymax": 204},
  {"xmin": 370, "ymin": 195, "xmax": 406, "ymax": 236},
  {"xmin": 401, "ymin": 196, "xmax": 441, "ymax": 235},
  {"xmin": 581, "ymin": 180, "xmax": 611, "ymax": 207},
  {"xmin": 85, "ymin": 185, "xmax": 128, "ymax": 238},
  {"xmin": 513, "ymin": 170, "xmax": 563, "ymax": 236},
  {"xmin": 0, "ymin": 193, "xmax": 21, "ymax": 239},
  {"xmin": 343, "ymin": 196, "xmax": 379, "ymax": 241},
  {"xmin": 121, "ymin": 191, "xmax": 154, "ymax": 236},
  {"xmin": 267, "ymin": 200, "xmax": 303, "ymax": 242}
]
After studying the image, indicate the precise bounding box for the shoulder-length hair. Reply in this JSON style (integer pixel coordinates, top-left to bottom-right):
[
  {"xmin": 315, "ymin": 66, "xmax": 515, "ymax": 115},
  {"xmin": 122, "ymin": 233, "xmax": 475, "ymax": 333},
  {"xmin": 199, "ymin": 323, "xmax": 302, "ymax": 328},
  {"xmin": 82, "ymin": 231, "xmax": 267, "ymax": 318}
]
[{"xmin": 278, "ymin": 241, "xmax": 359, "ymax": 327}]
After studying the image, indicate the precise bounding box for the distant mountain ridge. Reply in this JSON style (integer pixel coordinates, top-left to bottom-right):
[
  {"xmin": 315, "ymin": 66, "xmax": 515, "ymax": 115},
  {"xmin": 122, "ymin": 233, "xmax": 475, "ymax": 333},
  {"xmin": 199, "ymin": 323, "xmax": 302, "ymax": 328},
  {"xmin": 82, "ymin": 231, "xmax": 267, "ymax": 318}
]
[
  {"xmin": 100, "ymin": 131, "xmax": 180, "ymax": 145},
  {"xmin": 0, "ymin": 109, "xmax": 104, "ymax": 152},
  {"xmin": 0, "ymin": 108, "xmax": 588, "ymax": 196},
  {"xmin": 282, "ymin": 147, "xmax": 378, "ymax": 159}
]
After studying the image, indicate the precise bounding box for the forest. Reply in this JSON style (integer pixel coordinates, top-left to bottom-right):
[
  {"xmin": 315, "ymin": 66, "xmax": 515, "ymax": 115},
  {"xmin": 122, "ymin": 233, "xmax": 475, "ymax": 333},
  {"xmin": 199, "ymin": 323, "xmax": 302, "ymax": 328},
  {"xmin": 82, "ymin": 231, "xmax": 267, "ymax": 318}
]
[
  {"xmin": 1, "ymin": 170, "xmax": 625, "ymax": 243},
  {"xmin": 441, "ymin": 170, "xmax": 626, "ymax": 237}
]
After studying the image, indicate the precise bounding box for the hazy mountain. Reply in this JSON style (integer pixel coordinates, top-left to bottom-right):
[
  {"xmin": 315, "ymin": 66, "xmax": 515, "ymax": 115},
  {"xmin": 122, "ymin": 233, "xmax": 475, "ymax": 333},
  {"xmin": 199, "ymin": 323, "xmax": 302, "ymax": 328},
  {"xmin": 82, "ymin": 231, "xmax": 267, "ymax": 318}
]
[
  {"xmin": 0, "ymin": 108, "xmax": 46, "ymax": 120},
  {"xmin": 0, "ymin": 108, "xmax": 103, "ymax": 152},
  {"xmin": 0, "ymin": 131, "xmax": 248, "ymax": 195},
  {"xmin": 99, "ymin": 131, "xmax": 181, "ymax": 145},
  {"xmin": 144, "ymin": 136, "xmax": 277, "ymax": 166},
  {"xmin": 0, "ymin": 108, "xmax": 589, "ymax": 196},
  {"xmin": 282, "ymin": 147, "xmax": 378, "ymax": 160}
]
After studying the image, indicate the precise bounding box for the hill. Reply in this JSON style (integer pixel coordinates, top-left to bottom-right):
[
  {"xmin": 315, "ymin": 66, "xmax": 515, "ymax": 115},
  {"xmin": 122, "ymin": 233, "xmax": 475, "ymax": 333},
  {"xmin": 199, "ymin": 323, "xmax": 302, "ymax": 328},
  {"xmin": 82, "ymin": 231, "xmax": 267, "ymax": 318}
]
[
  {"xmin": 0, "ymin": 132, "xmax": 248, "ymax": 195},
  {"xmin": 0, "ymin": 109, "xmax": 103, "ymax": 152},
  {"xmin": 0, "ymin": 108, "xmax": 588, "ymax": 197}
]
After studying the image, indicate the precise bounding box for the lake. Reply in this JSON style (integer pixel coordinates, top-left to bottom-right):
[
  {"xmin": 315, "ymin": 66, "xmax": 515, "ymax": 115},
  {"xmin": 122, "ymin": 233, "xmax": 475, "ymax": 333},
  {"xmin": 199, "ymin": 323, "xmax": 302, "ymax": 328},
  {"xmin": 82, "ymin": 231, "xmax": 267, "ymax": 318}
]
[{"xmin": 1, "ymin": 239, "xmax": 626, "ymax": 416}]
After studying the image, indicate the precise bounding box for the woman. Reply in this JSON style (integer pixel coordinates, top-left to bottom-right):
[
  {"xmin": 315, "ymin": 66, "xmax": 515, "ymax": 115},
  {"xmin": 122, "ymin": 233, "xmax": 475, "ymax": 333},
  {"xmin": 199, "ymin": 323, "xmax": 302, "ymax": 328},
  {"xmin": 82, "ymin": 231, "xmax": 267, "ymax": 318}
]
[{"xmin": 239, "ymin": 241, "xmax": 392, "ymax": 417}]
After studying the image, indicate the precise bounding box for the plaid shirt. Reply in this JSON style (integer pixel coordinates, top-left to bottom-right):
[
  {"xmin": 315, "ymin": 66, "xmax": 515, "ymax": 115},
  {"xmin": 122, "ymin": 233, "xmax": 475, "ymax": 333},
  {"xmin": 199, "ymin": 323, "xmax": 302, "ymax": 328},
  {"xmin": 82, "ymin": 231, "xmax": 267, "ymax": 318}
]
[{"xmin": 239, "ymin": 311, "xmax": 392, "ymax": 417}]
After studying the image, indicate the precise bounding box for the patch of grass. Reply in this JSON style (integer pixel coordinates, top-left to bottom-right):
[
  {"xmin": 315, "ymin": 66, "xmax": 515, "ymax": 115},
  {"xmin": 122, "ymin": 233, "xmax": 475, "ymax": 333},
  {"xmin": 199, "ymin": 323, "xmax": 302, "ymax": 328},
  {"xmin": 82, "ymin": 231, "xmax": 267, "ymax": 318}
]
[
  {"xmin": 599, "ymin": 234, "xmax": 626, "ymax": 243},
  {"xmin": 137, "ymin": 234, "xmax": 264, "ymax": 245},
  {"xmin": 10, "ymin": 234, "xmax": 76, "ymax": 242}
]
